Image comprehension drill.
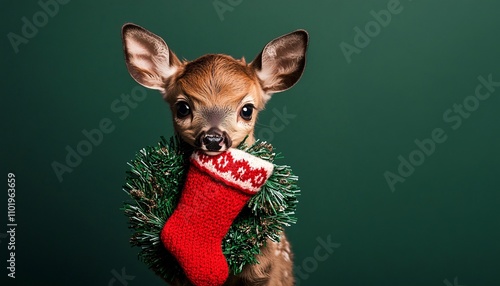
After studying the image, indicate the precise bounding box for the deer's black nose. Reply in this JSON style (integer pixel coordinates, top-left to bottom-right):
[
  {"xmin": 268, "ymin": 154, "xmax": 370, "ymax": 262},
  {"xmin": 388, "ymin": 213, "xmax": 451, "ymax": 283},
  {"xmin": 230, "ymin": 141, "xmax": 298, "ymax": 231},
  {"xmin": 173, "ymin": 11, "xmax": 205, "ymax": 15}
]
[
  {"xmin": 195, "ymin": 128, "xmax": 232, "ymax": 153},
  {"xmin": 202, "ymin": 133, "xmax": 223, "ymax": 151}
]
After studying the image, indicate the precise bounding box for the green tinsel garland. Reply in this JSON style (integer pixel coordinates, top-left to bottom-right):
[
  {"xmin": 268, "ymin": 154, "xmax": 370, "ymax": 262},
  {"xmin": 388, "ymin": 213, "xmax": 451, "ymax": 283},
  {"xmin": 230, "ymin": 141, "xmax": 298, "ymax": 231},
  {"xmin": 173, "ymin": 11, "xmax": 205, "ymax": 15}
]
[{"xmin": 122, "ymin": 136, "xmax": 299, "ymax": 282}]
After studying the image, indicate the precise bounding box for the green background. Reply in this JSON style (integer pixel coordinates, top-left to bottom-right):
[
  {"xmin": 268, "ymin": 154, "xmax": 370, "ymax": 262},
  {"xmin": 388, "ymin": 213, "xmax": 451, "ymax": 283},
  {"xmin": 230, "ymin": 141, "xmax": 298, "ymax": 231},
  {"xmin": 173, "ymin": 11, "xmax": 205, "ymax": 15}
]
[{"xmin": 1, "ymin": 0, "xmax": 499, "ymax": 285}]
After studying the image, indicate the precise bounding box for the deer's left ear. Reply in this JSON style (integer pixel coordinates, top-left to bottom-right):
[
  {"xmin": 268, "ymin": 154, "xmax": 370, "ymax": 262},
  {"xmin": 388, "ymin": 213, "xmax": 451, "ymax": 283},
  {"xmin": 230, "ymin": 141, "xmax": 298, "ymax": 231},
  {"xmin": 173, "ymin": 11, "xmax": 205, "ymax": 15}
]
[{"xmin": 251, "ymin": 30, "xmax": 308, "ymax": 95}]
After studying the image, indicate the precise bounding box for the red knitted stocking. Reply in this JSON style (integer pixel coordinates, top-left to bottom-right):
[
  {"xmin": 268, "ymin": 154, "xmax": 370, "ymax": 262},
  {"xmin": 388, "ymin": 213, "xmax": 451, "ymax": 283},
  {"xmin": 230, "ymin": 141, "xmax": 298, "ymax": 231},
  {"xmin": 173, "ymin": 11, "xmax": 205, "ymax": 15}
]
[{"xmin": 161, "ymin": 148, "xmax": 274, "ymax": 286}]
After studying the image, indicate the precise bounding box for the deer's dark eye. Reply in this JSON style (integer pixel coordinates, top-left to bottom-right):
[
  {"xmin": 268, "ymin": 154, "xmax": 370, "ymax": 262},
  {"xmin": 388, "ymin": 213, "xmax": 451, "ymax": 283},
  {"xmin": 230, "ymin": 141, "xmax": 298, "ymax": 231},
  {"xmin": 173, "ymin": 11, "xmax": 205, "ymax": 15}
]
[
  {"xmin": 176, "ymin": 101, "xmax": 191, "ymax": 118},
  {"xmin": 240, "ymin": 104, "xmax": 254, "ymax": 121}
]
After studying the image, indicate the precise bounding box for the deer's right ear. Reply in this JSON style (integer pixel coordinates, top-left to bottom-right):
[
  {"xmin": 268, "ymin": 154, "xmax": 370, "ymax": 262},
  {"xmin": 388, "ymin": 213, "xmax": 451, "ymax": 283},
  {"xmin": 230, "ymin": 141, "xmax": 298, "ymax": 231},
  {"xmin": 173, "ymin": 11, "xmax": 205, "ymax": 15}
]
[{"xmin": 121, "ymin": 23, "xmax": 180, "ymax": 91}]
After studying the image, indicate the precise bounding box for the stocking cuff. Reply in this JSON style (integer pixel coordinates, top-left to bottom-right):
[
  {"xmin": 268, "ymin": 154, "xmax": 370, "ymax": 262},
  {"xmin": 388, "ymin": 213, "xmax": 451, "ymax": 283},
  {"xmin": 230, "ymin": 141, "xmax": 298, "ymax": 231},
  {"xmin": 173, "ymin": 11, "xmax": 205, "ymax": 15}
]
[{"xmin": 190, "ymin": 148, "xmax": 274, "ymax": 194}]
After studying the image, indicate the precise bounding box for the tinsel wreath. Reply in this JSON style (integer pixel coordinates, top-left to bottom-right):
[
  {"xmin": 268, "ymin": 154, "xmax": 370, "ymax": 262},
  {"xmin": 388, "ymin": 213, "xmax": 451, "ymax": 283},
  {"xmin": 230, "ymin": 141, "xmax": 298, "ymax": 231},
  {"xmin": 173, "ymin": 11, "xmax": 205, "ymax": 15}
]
[{"xmin": 122, "ymin": 136, "xmax": 300, "ymax": 282}]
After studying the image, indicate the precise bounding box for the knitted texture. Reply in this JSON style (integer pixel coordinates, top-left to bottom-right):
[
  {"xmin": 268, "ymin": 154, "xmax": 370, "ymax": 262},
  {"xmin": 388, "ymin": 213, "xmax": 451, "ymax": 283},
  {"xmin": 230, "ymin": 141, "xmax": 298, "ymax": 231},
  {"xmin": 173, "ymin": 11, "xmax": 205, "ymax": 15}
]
[{"xmin": 160, "ymin": 148, "xmax": 274, "ymax": 286}]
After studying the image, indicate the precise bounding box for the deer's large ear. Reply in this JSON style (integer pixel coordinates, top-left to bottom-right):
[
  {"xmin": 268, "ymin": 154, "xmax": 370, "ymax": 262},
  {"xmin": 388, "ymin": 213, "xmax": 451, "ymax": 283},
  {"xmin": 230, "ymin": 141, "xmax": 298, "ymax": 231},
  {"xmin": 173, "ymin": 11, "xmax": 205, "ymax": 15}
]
[
  {"xmin": 251, "ymin": 30, "xmax": 308, "ymax": 96},
  {"xmin": 121, "ymin": 23, "xmax": 181, "ymax": 91}
]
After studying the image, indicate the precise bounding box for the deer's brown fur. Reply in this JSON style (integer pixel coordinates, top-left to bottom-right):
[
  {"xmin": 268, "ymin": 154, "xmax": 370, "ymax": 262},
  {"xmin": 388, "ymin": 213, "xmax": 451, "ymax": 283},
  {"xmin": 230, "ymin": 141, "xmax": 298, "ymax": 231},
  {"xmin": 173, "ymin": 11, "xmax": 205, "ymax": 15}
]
[{"xmin": 122, "ymin": 23, "xmax": 308, "ymax": 286}]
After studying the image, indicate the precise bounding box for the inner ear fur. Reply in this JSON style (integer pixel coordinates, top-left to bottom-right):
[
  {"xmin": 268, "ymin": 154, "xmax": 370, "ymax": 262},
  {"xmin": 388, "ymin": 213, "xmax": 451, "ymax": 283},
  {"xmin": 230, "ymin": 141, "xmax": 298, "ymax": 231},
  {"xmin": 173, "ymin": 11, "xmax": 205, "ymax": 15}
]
[
  {"xmin": 121, "ymin": 23, "xmax": 181, "ymax": 91},
  {"xmin": 251, "ymin": 30, "xmax": 309, "ymax": 94}
]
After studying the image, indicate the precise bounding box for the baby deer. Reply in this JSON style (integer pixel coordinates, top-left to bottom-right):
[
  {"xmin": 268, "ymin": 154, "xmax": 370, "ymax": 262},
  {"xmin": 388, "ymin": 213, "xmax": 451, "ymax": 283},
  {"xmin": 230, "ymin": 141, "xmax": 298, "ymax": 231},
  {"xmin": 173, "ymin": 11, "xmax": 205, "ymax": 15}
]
[{"xmin": 122, "ymin": 23, "xmax": 308, "ymax": 286}]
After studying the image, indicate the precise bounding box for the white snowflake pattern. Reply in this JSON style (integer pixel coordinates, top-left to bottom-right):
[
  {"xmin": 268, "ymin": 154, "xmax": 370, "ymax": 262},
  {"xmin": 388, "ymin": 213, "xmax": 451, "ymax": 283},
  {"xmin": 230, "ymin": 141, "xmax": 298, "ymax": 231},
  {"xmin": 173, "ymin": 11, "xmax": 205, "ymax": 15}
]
[
  {"xmin": 254, "ymin": 173, "xmax": 264, "ymax": 184},
  {"xmin": 237, "ymin": 166, "xmax": 246, "ymax": 179},
  {"xmin": 216, "ymin": 154, "xmax": 230, "ymax": 169}
]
